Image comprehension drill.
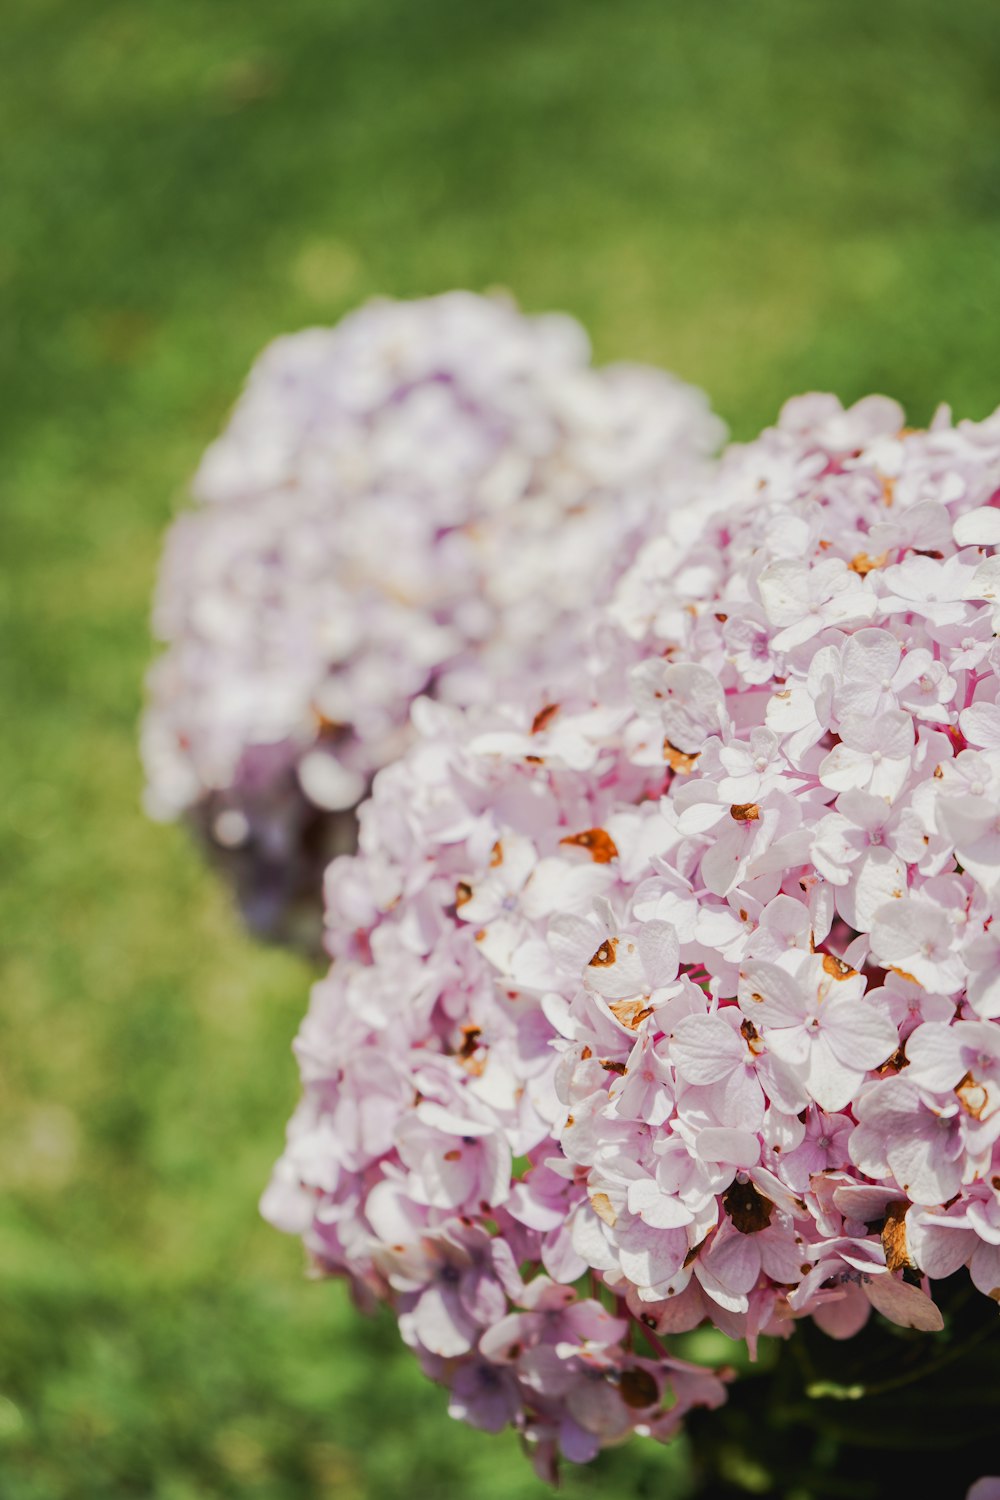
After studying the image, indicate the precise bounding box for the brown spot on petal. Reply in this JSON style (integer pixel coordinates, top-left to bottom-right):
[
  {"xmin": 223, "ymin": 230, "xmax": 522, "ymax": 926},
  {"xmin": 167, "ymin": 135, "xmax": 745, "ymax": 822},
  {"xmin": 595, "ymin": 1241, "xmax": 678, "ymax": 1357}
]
[
  {"xmin": 715, "ymin": 612, "xmax": 729, "ymax": 623},
  {"xmin": 800, "ymin": 1263, "xmax": 812, "ymax": 1275},
  {"xmin": 619, "ymin": 1368, "xmax": 659, "ymax": 1409},
  {"xmin": 443, "ymin": 1149, "xmax": 462, "ymax": 1162},
  {"xmin": 600, "ymin": 1058, "xmax": 628, "ymax": 1076},
  {"xmin": 560, "ymin": 828, "xmax": 619, "ymax": 863},
  {"xmin": 590, "ymin": 1192, "xmax": 618, "ymax": 1227},
  {"xmin": 608, "ymin": 999, "xmax": 654, "ymax": 1030},
  {"xmin": 531, "ymin": 702, "xmax": 560, "ymax": 734},
  {"xmin": 312, "ymin": 707, "xmax": 346, "ymax": 736},
  {"xmin": 990, "ymin": 1287, "xmax": 1000, "ymax": 1302},
  {"xmin": 740, "ymin": 1018, "xmax": 764, "ymax": 1055},
  {"xmin": 723, "ymin": 1181, "xmax": 774, "ymax": 1234},
  {"xmin": 822, "ymin": 953, "xmax": 857, "ymax": 980},
  {"xmin": 524, "ymin": 754, "xmax": 544, "ymax": 765},
  {"xmin": 957, "ymin": 1071, "xmax": 989, "ymax": 1119},
  {"xmin": 683, "ymin": 1234, "xmax": 710, "ymax": 1268},
  {"xmin": 849, "ymin": 550, "xmax": 889, "ymax": 575},
  {"xmin": 490, "ymin": 840, "xmax": 503, "ymax": 867},
  {"xmin": 458, "ymin": 1024, "xmax": 481, "ymax": 1054},
  {"xmin": 664, "ymin": 738, "xmax": 699, "ymax": 773},
  {"xmin": 730, "ymin": 802, "xmax": 760, "ymax": 822},
  {"xmin": 455, "ymin": 881, "xmax": 473, "ymax": 908},
  {"xmin": 881, "ymin": 1201, "xmax": 914, "ymax": 1274},
  {"xmin": 457, "ymin": 1024, "xmax": 486, "ymax": 1076},
  {"xmin": 580, "ymin": 1045, "xmax": 593, "ymax": 1060},
  {"xmin": 934, "ymin": 764, "xmax": 944, "ymax": 779},
  {"xmin": 590, "ymin": 938, "xmax": 618, "ymax": 968}
]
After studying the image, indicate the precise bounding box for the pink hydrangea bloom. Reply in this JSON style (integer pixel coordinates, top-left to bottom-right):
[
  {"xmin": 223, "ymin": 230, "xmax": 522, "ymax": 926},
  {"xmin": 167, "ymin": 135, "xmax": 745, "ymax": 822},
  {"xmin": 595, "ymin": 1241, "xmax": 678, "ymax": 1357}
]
[
  {"xmin": 265, "ymin": 392, "xmax": 1000, "ymax": 1470},
  {"xmin": 142, "ymin": 292, "xmax": 721, "ymax": 936}
]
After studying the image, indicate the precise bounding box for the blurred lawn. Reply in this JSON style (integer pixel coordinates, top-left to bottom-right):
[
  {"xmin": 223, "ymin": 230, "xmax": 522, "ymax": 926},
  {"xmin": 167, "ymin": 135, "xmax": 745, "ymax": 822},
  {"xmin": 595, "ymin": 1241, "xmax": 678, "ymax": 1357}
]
[{"xmin": 2, "ymin": 1, "xmax": 999, "ymax": 1496}]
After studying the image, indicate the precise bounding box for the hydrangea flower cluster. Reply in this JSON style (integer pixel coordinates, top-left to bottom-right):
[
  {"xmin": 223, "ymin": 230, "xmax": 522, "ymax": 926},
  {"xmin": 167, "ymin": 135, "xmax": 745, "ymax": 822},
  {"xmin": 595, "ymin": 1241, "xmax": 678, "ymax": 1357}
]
[
  {"xmin": 142, "ymin": 292, "xmax": 721, "ymax": 936},
  {"xmin": 264, "ymin": 391, "xmax": 1000, "ymax": 1473}
]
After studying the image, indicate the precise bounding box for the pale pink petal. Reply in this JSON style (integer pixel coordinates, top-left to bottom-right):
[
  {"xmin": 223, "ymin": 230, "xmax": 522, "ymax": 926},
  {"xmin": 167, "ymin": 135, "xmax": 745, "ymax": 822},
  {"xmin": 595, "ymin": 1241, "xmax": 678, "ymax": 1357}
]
[{"xmin": 863, "ymin": 1274, "xmax": 943, "ymax": 1332}]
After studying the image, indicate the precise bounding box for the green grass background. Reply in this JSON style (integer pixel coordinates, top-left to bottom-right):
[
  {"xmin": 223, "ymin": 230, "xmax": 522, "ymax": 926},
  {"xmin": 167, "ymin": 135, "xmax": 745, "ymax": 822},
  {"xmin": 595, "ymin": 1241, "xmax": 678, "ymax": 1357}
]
[{"xmin": 2, "ymin": 1, "xmax": 1000, "ymax": 1495}]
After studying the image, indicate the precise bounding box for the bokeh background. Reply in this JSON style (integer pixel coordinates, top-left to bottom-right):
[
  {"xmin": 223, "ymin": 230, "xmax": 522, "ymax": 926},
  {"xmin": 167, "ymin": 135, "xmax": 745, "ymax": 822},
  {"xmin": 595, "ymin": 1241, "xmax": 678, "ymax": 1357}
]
[{"xmin": 3, "ymin": 2, "xmax": 1000, "ymax": 1496}]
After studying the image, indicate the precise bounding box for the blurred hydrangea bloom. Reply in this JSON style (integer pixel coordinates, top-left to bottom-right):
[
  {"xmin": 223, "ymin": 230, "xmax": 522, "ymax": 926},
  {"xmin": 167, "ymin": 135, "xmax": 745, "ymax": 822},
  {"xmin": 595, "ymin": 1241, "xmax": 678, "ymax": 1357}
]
[
  {"xmin": 142, "ymin": 292, "xmax": 722, "ymax": 938},
  {"xmin": 265, "ymin": 394, "xmax": 1000, "ymax": 1475}
]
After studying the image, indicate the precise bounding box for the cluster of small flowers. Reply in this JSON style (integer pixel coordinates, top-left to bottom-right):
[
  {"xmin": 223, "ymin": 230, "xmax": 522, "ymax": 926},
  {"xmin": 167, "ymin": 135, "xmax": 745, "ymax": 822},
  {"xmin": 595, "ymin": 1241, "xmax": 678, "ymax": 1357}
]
[
  {"xmin": 142, "ymin": 292, "xmax": 721, "ymax": 935},
  {"xmin": 264, "ymin": 391, "xmax": 1000, "ymax": 1471}
]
